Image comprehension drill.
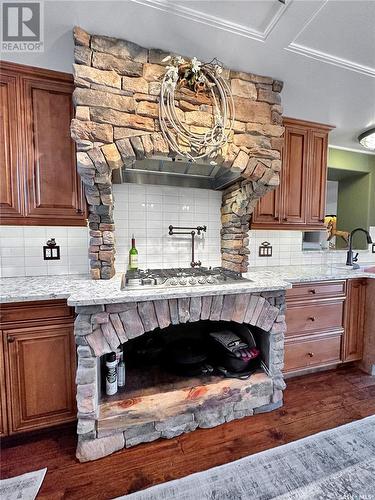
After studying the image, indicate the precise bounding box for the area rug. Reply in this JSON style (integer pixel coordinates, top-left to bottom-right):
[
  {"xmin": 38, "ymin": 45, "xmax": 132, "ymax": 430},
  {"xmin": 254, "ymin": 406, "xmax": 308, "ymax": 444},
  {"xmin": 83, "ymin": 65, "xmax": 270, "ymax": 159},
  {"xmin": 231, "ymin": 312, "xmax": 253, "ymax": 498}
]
[
  {"xmin": 118, "ymin": 415, "xmax": 375, "ymax": 500},
  {"xmin": 0, "ymin": 468, "xmax": 47, "ymax": 500}
]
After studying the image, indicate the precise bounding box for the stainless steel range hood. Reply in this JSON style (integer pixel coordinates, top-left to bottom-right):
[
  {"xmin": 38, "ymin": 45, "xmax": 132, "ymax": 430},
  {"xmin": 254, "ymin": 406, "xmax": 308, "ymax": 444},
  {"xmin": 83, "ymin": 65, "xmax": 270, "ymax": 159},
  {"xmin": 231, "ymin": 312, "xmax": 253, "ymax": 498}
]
[{"xmin": 112, "ymin": 157, "xmax": 243, "ymax": 190}]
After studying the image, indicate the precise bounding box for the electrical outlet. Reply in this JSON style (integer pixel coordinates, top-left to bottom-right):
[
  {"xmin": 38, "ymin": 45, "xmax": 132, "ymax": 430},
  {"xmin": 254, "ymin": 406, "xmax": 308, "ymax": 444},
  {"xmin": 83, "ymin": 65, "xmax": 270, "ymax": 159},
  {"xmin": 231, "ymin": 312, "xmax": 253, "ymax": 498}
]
[
  {"xmin": 43, "ymin": 238, "xmax": 60, "ymax": 260},
  {"xmin": 259, "ymin": 241, "xmax": 273, "ymax": 257}
]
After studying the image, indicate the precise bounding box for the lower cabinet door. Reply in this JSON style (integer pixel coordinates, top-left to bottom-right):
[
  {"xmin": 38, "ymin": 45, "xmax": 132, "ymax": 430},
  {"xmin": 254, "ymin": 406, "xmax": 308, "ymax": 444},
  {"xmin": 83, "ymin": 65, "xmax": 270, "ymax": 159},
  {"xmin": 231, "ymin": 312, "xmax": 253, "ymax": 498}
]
[
  {"xmin": 0, "ymin": 336, "xmax": 8, "ymax": 436},
  {"xmin": 343, "ymin": 279, "xmax": 366, "ymax": 362},
  {"xmin": 284, "ymin": 334, "xmax": 342, "ymax": 373},
  {"xmin": 4, "ymin": 323, "xmax": 76, "ymax": 433}
]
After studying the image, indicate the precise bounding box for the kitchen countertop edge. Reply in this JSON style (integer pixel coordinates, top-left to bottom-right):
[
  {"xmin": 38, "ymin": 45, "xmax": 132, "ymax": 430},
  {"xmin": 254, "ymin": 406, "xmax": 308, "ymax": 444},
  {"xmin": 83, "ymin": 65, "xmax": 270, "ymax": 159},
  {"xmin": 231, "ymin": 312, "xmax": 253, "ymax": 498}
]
[{"xmin": 0, "ymin": 264, "xmax": 374, "ymax": 306}]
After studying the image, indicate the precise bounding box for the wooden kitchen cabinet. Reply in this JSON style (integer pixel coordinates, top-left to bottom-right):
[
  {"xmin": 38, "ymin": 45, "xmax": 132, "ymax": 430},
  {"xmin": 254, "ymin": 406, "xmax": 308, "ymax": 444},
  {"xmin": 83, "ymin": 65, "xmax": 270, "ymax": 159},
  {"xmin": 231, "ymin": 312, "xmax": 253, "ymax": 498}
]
[
  {"xmin": 342, "ymin": 279, "xmax": 366, "ymax": 362},
  {"xmin": 285, "ymin": 278, "xmax": 368, "ymax": 376},
  {"xmin": 0, "ymin": 61, "xmax": 86, "ymax": 226},
  {"xmin": 0, "ymin": 338, "xmax": 8, "ymax": 436},
  {"xmin": 282, "ymin": 123, "xmax": 309, "ymax": 225},
  {"xmin": 0, "ymin": 300, "xmax": 76, "ymax": 436},
  {"xmin": 252, "ymin": 118, "xmax": 334, "ymax": 230},
  {"xmin": 284, "ymin": 280, "xmax": 345, "ymax": 375},
  {"xmin": 0, "ymin": 71, "xmax": 24, "ymax": 221}
]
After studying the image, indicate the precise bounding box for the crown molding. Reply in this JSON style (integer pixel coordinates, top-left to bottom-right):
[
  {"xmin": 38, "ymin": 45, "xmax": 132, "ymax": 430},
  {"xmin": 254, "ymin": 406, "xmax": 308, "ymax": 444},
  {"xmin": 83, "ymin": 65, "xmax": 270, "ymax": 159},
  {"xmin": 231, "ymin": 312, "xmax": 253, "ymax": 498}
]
[
  {"xmin": 286, "ymin": 0, "xmax": 375, "ymax": 78},
  {"xmin": 286, "ymin": 43, "xmax": 375, "ymax": 78},
  {"xmin": 329, "ymin": 145, "xmax": 375, "ymax": 156},
  {"xmin": 129, "ymin": 0, "xmax": 291, "ymax": 42}
]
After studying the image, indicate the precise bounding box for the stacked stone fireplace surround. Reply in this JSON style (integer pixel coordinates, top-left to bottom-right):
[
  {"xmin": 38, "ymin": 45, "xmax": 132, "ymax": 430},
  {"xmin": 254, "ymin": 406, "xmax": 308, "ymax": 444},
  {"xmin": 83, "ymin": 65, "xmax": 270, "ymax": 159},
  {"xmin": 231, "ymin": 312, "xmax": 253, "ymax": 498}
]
[
  {"xmin": 71, "ymin": 27, "xmax": 287, "ymax": 461},
  {"xmin": 71, "ymin": 27, "xmax": 284, "ymax": 279}
]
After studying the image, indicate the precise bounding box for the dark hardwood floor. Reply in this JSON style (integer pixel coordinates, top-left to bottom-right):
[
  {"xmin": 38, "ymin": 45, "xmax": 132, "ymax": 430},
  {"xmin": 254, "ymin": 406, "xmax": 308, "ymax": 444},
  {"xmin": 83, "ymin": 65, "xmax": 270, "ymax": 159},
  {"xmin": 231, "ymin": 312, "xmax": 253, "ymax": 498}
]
[{"xmin": 1, "ymin": 365, "xmax": 374, "ymax": 499}]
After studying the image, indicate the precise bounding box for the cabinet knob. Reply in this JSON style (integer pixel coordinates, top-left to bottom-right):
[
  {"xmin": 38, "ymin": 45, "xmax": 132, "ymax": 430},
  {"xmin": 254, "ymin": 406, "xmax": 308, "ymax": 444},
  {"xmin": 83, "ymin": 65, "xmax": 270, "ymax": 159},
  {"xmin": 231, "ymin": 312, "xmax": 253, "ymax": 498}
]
[
  {"xmin": 7, "ymin": 336, "xmax": 15, "ymax": 343},
  {"xmin": 307, "ymin": 352, "xmax": 314, "ymax": 357},
  {"xmin": 308, "ymin": 289, "xmax": 316, "ymax": 294},
  {"xmin": 308, "ymin": 316, "xmax": 316, "ymax": 322}
]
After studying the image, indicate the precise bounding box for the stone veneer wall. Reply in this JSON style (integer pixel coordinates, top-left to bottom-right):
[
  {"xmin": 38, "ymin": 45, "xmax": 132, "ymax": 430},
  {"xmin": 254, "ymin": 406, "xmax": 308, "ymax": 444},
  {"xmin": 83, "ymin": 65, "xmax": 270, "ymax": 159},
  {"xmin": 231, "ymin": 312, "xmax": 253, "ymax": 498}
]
[
  {"xmin": 71, "ymin": 27, "xmax": 284, "ymax": 279},
  {"xmin": 74, "ymin": 290, "xmax": 286, "ymax": 462}
]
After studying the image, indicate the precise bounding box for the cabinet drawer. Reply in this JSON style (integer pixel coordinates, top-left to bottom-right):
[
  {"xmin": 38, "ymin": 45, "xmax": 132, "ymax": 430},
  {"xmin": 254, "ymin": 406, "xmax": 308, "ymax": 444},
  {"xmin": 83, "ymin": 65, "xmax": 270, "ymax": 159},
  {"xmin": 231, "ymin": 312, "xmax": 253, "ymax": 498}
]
[
  {"xmin": 286, "ymin": 281, "xmax": 346, "ymax": 301},
  {"xmin": 284, "ymin": 334, "xmax": 341, "ymax": 372},
  {"xmin": 0, "ymin": 300, "xmax": 74, "ymax": 326},
  {"xmin": 286, "ymin": 301, "xmax": 344, "ymax": 336}
]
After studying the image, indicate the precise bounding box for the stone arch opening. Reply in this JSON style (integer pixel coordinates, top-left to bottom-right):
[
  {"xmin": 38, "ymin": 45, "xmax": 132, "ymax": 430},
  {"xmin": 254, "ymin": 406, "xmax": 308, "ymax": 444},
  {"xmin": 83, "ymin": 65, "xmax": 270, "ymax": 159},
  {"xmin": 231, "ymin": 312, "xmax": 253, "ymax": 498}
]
[{"xmin": 71, "ymin": 27, "xmax": 284, "ymax": 279}]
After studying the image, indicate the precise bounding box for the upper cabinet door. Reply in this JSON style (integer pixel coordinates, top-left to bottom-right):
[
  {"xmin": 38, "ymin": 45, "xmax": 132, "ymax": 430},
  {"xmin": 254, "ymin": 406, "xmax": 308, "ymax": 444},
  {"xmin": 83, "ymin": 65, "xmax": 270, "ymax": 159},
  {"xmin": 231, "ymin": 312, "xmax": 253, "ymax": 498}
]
[
  {"xmin": 307, "ymin": 130, "xmax": 328, "ymax": 226},
  {"xmin": 0, "ymin": 72, "xmax": 24, "ymax": 220},
  {"xmin": 252, "ymin": 188, "xmax": 280, "ymax": 226},
  {"xmin": 22, "ymin": 75, "xmax": 85, "ymax": 224},
  {"xmin": 282, "ymin": 125, "xmax": 309, "ymax": 225}
]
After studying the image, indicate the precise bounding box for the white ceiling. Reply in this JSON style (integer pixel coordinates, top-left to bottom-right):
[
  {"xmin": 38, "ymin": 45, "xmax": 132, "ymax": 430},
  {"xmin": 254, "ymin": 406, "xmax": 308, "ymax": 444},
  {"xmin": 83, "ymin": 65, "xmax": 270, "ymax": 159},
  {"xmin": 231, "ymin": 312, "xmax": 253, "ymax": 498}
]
[{"xmin": 3, "ymin": 0, "xmax": 375, "ymax": 153}]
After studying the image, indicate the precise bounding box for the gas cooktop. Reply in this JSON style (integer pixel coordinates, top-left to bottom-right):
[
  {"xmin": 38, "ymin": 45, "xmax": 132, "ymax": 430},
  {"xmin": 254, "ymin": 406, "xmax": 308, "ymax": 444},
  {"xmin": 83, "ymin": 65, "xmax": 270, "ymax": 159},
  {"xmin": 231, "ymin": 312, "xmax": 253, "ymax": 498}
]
[{"xmin": 121, "ymin": 267, "xmax": 250, "ymax": 289}]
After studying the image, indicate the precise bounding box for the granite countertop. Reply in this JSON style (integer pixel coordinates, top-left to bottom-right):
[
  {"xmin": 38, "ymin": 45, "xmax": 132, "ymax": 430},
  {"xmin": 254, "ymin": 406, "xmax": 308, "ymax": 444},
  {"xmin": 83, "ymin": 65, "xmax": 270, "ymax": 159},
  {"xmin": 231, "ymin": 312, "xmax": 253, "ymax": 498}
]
[
  {"xmin": 0, "ymin": 273, "xmax": 290, "ymax": 306},
  {"xmin": 244, "ymin": 263, "xmax": 375, "ymax": 284},
  {"xmin": 0, "ymin": 263, "xmax": 374, "ymax": 306}
]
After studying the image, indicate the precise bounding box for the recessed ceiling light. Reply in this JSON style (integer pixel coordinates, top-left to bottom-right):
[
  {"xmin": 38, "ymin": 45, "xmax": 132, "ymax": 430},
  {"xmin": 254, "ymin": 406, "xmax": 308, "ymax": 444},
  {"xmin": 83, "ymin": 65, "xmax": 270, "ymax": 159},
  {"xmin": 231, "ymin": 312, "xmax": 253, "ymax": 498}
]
[{"xmin": 358, "ymin": 128, "xmax": 375, "ymax": 151}]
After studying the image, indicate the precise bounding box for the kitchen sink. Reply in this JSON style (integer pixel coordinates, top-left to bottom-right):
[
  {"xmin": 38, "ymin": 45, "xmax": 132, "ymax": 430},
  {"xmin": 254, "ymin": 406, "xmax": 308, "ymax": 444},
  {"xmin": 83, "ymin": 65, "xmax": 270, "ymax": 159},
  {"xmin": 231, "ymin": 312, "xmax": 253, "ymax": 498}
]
[
  {"xmin": 331, "ymin": 264, "xmax": 352, "ymax": 270},
  {"xmin": 331, "ymin": 263, "xmax": 375, "ymax": 273}
]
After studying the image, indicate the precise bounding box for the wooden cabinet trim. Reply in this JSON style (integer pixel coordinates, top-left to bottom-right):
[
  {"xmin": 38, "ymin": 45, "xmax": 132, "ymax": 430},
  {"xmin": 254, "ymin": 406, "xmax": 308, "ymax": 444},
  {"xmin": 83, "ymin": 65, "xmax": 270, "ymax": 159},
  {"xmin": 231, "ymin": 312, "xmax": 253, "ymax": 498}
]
[
  {"xmin": 283, "ymin": 117, "xmax": 335, "ymax": 132},
  {"xmin": 0, "ymin": 300, "xmax": 74, "ymax": 328},
  {"xmin": 0, "ymin": 61, "xmax": 73, "ymax": 84}
]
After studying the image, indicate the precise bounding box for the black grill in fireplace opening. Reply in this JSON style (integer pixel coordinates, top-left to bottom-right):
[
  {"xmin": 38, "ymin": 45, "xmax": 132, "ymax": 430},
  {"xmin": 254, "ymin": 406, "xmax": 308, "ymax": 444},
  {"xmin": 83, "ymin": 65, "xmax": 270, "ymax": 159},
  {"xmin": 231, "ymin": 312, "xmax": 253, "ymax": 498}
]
[{"xmin": 125, "ymin": 321, "xmax": 262, "ymax": 381}]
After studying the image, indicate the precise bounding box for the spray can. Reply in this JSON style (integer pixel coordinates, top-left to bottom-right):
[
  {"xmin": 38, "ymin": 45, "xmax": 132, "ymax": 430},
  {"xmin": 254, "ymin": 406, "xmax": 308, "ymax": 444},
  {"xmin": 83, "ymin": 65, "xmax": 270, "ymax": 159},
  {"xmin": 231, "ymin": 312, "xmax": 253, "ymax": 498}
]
[{"xmin": 105, "ymin": 352, "xmax": 118, "ymax": 396}]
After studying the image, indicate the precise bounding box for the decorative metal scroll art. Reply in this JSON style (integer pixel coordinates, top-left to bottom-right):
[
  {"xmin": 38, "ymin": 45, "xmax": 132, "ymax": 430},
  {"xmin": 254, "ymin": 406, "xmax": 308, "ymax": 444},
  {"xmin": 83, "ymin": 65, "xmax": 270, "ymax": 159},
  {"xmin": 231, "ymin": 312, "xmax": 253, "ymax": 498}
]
[{"xmin": 159, "ymin": 56, "xmax": 235, "ymax": 164}]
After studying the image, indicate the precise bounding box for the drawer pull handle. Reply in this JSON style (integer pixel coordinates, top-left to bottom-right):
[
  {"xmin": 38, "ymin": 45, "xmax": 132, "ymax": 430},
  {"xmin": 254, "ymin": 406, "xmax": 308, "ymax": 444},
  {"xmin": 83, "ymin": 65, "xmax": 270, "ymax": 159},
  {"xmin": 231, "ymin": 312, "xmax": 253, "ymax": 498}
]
[
  {"xmin": 308, "ymin": 316, "xmax": 316, "ymax": 321},
  {"xmin": 307, "ymin": 352, "xmax": 314, "ymax": 357},
  {"xmin": 7, "ymin": 336, "xmax": 15, "ymax": 343},
  {"xmin": 308, "ymin": 289, "xmax": 316, "ymax": 294}
]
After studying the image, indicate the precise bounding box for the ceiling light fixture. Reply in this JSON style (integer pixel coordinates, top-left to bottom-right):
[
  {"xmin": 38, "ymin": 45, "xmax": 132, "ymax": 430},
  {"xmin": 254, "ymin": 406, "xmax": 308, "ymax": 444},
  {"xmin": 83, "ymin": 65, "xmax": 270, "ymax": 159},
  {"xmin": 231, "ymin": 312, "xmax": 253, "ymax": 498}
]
[{"xmin": 358, "ymin": 128, "xmax": 375, "ymax": 151}]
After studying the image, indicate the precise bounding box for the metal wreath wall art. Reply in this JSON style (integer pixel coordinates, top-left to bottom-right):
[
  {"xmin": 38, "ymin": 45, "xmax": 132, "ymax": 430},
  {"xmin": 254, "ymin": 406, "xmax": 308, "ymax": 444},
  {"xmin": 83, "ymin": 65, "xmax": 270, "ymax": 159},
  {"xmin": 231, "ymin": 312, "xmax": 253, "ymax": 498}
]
[{"xmin": 159, "ymin": 56, "xmax": 235, "ymax": 164}]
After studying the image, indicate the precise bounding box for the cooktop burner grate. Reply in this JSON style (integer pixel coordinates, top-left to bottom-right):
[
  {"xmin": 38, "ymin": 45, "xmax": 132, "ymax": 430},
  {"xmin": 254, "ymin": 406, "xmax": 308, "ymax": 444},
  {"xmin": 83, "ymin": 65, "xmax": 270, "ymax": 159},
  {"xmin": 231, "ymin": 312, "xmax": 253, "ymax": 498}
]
[{"xmin": 121, "ymin": 267, "xmax": 249, "ymax": 289}]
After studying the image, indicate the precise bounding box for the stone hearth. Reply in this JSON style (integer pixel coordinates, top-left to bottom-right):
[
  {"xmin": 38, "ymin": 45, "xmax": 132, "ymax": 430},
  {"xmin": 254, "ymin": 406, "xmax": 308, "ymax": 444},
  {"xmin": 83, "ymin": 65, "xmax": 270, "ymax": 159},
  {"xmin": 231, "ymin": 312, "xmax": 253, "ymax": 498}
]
[
  {"xmin": 71, "ymin": 27, "xmax": 284, "ymax": 279},
  {"xmin": 74, "ymin": 290, "xmax": 286, "ymax": 462}
]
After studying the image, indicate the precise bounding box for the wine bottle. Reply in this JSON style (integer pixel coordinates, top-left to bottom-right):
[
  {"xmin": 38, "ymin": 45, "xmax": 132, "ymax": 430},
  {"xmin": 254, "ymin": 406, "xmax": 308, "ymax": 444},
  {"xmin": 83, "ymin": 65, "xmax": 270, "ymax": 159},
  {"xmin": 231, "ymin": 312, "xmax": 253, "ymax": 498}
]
[{"xmin": 129, "ymin": 234, "xmax": 138, "ymax": 270}]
